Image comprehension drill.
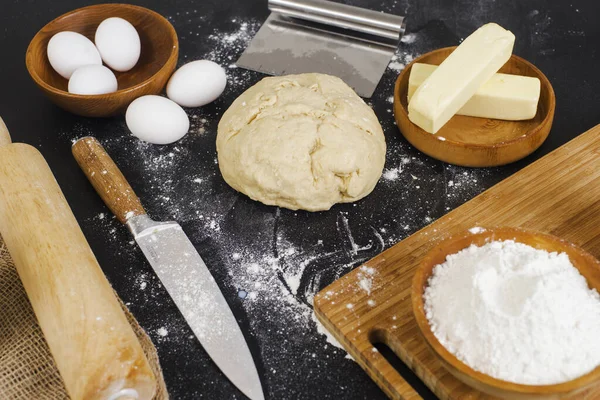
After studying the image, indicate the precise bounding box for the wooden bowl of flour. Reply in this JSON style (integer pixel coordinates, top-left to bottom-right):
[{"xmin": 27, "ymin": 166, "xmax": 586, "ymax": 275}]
[{"xmin": 412, "ymin": 227, "xmax": 600, "ymax": 399}]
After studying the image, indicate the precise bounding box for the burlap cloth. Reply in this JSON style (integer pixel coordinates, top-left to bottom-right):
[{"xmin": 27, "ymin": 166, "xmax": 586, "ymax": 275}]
[{"xmin": 0, "ymin": 235, "xmax": 169, "ymax": 399}]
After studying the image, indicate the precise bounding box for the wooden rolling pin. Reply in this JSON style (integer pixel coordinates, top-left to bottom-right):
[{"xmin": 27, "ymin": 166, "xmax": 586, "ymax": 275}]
[
  {"xmin": 0, "ymin": 117, "xmax": 10, "ymax": 146},
  {"xmin": 0, "ymin": 118, "xmax": 156, "ymax": 400}
]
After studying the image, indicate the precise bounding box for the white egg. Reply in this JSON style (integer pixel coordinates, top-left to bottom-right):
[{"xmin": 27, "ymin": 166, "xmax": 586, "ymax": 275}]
[
  {"xmin": 95, "ymin": 17, "xmax": 141, "ymax": 72},
  {"xmin": 166, "ymin": 60, "xmax": 227, "ymax": 107},
  {"xmin": 68, "ymin": 65, "xmax": 118, "ymax": 95},
  {"xmin": 126, "ymin": 96, "xmax": 189, "ymax": 145},
  {"xmin": 47, "ymin": 31, "xmax": 102, "ymax": 79}
]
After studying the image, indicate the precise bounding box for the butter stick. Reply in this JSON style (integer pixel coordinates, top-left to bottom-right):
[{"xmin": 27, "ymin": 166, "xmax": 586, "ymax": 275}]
[
  {"xmin": 408, "ymin": 63, "xmax": 540, "ymax": 121},
  {"xmin": 408, "ymin": 23, "xmax": 516, "ymax": 133}
]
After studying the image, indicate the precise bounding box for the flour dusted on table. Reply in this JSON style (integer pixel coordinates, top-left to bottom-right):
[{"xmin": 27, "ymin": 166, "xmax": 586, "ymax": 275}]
[
  {"xmin": 57, "ymin": 10, "xmax": 465, "ymax": 397},
  {"xmin": 424, "ymin": 240, "xmax": 600, "ymax": 385}
]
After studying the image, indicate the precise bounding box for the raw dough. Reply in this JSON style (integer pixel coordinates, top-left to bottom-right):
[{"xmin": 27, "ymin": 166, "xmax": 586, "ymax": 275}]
[{"xmin": 217, "ymin": 73, "xmax": 386, "ymax": 211}]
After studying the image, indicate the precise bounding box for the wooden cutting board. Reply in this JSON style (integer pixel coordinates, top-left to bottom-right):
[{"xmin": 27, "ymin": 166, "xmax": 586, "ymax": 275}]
[{"xmin": 314, "ymin": 124, "xmax": 600, "ymax": 400}]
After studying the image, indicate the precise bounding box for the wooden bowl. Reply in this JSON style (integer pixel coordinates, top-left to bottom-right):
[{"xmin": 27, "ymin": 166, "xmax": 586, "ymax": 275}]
[
  {"xmin": 412, "ymin": 227, "xmax": 600, "ymax": 399},
  {"xmin": 26, "ymin": 4, "xmax": 178, "ymax": 117},
  {"xmin": 394, "ymin": 48, "xmax": 556, "ymax": 167}
]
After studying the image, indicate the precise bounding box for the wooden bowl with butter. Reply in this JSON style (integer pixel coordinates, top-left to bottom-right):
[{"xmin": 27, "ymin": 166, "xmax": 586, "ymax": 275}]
[
  {"xmin": 394, "ymin": 48, "xmax": 555, "ymax": 167},
  {"xmin": 412, "ymin": 227, "xmax": 600, "ymax": 399}
]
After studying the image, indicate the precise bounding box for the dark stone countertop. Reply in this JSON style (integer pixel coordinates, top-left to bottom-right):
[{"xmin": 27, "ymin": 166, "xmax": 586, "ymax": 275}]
[{"xmin": 1, "ymin": 0, "xmax": 599, "ymax": 398}]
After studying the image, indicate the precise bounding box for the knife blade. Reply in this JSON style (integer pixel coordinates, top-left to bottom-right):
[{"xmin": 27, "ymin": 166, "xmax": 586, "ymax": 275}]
[{"xmin": 72, "ymin": 137, "xmax": 264, "ymax": 400}]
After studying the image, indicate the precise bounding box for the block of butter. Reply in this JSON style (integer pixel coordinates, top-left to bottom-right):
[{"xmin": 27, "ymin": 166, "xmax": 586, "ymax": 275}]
[
  {"xmin": 408, "ymin": 23, "xmax": 516, "ymax": 133},
  {"xmin": 408, "ymin": 63, "xmax": 541, "ymax": 120}
]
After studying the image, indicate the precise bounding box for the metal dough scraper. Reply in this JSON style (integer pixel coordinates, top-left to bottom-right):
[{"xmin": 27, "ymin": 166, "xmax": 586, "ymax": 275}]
[{"xmin": 236, "ymin": 0, "xmax": 406, "ymax": 98}]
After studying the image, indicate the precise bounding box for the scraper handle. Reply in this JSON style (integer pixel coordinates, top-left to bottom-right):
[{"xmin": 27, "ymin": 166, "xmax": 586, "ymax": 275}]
[
  {"xmin": 72, "ymin": 137, "xmax": 146, "ymax": 224},
  {"xmin": 269, "ymin": 0, "xmax": 406, "ymax": 41}
]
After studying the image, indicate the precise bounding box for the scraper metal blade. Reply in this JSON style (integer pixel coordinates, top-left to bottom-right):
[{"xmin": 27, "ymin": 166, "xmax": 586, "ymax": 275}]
[{"xmin": 236, "ymin": 0, "xmax": 406, "ymax": 98}]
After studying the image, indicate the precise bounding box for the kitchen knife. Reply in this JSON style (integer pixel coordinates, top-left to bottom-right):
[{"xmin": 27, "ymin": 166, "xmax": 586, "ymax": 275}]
[{"xmin": 72, "ymin": 137, "xmax": 264, "ymax": 400}]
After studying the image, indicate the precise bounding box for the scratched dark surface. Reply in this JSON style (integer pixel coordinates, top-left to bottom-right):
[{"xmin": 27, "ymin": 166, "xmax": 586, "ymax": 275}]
[{"xmin": 1, "ymin": 0, "xmax": 599, "ymax": 399}]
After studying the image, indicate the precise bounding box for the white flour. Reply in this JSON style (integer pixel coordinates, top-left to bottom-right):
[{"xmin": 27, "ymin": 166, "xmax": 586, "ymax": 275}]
[
  {"xmin": 205, "ymin": 21, "xmax": 261, "ymax": 90},
  {"xmin": 387, "ymin": 52, "xmax": 415, "ymax": 72},
  {"xmin": 424, "ymin": 240, "xmax": 600, "ymax": 385},
  {"xmin": 381, "ymin": 157, "xmax": 412, "ymax": 182},
  {"xmin": 357, "ymin": 265, "xmax": 377, "ymax": 295},
  {"xmin": 190, "ymin": 115, "xmax": 209, "ymax": 134},
  {"xmin": 401, "ymin": 33, "xmax": 417, "ymax": 44},
  {"xmin": 382, "ymin": 167, "xmax": 402, "ymax": 181},
  {"xmin": 157, "ymin": 327, "xmax": 169, "ymax": 337},
  {"xmin": 311, "ymin": 312, "xmax": 343, "ymax": 350}
]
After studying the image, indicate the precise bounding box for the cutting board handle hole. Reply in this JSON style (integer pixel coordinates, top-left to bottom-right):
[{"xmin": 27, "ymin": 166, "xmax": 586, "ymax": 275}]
[{"xmin": 369, "ymin": 329, "xmax": 436, "ymax": 398}]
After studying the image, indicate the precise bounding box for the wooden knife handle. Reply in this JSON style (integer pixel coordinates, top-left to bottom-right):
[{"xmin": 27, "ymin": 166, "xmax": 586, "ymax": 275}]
[
  {"xmin": 72, "ymin": 137, "xmax": 145, "ymax": 224},
  {"xmin": 0, "ymin": 117, "xmax": 11, "ymax": 147}
]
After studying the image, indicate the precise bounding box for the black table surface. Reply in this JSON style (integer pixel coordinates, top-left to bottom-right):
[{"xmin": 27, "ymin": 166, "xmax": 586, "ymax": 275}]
[{"xmin": 1, "ymin": 0, "xmax": 599, "ymax": 399}]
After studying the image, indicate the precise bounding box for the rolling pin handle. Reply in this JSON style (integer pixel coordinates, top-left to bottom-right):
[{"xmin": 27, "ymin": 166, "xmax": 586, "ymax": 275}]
[
  {"xmin": 72, "ymin": 137, "xmax": 146, "ymax": 225},
  {"xmin": 0, "ymin": 117, "xmax": 12, "ymax": 147},
  {"xmin": 106, "ymin": 388, "xmax": 140, "ymax": 400}
]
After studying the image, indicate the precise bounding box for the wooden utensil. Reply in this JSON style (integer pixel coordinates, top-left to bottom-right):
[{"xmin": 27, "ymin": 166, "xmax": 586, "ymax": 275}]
[
  {"xmin": 314, "ymin": 124, "xmax": 600, "ymax": 400},
  {"xmin": 413, "ymin": 227, "xmax": 600, "ymax": 399},
  {"xmin": 0, "ymin": 117, "xmax": 10, "ymax": 146},
  {"xmin": 0, "ymin": 120, "xmax": 157, "ymax": 400},
  {"xmin": 26, "ymin": 4, "xmax": 178, "ymax": 117},
  {"xmin": 394, "ymin": 47, "xmax": 556, "ymax": 167}
]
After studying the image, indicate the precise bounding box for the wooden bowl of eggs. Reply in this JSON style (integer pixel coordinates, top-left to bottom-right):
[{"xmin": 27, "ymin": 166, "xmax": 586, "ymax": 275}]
[
  {"xmin": 26, "ymin": 4, "xmax": 178, "ymax": 117},
  {"xmin": 412, "ymin": 227, "xmax": 600, "ymax": 399}
]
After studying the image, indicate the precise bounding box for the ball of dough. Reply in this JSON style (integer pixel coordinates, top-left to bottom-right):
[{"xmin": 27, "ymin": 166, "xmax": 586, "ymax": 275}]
[{"xmin": 217, "ymin": 73, "xmax": 386, "ymax": 211}]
